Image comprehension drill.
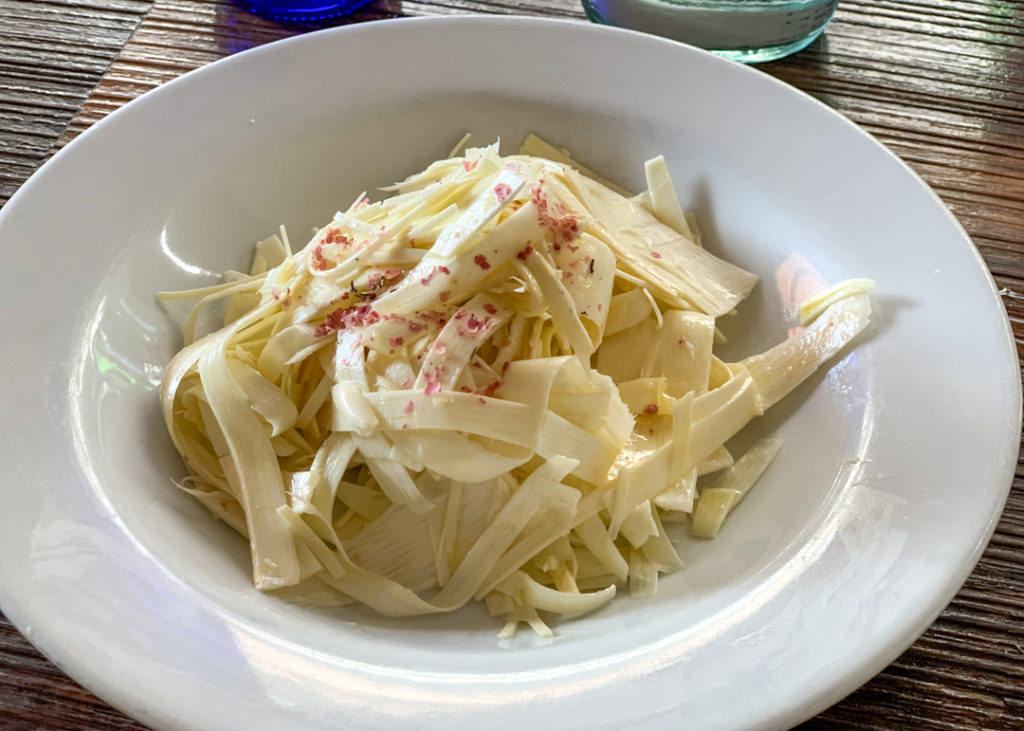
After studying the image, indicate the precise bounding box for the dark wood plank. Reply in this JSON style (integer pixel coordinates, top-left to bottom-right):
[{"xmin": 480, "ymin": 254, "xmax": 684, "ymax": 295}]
[
  {"xmin": 0, "ymin": 0, "xmax": 151, "ymax": 205},
  {"xmin": 1, "ymin": 1, "xmax": 1023, "ymax": 729}
]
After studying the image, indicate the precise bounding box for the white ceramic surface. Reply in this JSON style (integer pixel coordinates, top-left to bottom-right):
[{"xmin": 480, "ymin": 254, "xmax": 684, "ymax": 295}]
[{"xmin": 0, "ymin": 17, "xmax": 1018, "ymax": 731}]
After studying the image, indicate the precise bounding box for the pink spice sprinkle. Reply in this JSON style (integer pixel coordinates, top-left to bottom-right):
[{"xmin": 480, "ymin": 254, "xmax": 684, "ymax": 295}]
[
  {"xmin": 454, "ymin": 309, "xmax": 466, "ymax": 320},
  {"xmin": 314, "ymin": 303, "xmax": 379, "ymax": 334},
  {"xmin": 483, "ymin": 303, "xmax": 498, "ymax": 315},
  {"xmin": 643, "ymin": 403, "xmax": 659, "ymax": 415},
  {"xmin": 311, "ymin": 244, "xmax": 331, "ymax": 271},
  {"xmin": 652, "ymin": 252, "xmax": 662, "ymax": 259},
  {"xmin": 493, "ymin": 183, "xmax": 512, "ymax": 202},
  {"xmin": 438, "ymin": 265, "xmax": 451, "ymax": 275},
  {"xmin": 530, "ymin": 183, "xmax": 580, "ymax": 245},
  {"xmin": 407, "ymin": 322, "xmax": 425, "ymax": 332},
  {"xmin": 433, "ymin": 342, "xmax": 447, "ymax": 353},
  {"xmin": 404, "ymin": 401, "xmax": 415, "ymax": 415},
  {"xmin": 401, "ymin": 378, "xmax": 413, "ymax": 388},
  {"xmin": 478, "ymin": 397, "xmax": 487, "ymax": 405},
  {"xmin": 425, "ymin": 381, "xmax": 441, "ymax": 395},
  {"xmin": 465, "ymin": 315, "xmax": 484, "ymax": 333},
  {"xmin": 354, "ymin": 197, "xmax": 370, "ymax": 210},
  {"xmin": 473, "ymin": 254, "xmax": 491, "ymax": 270},
  {"xmin": 462, "ymin": 159, "xmax": 478, "ymax": 171},
  {"xmin": 323, "ymin": 228, "xmax": 351, "ymax": 245},
  {"xmin": 482, "ymin": 381, "xmax": 501, "ymax": 397},
  {"xmin": 438, "ymin": 290, "xmax": 451, "ymax": 302},
  {"xmin": 388, "ymin": 336, "xmax": 404, "ymax": 347},
  {"xmin": 516, "ymin": 245, "xmax": 534, "ymax": 261}
]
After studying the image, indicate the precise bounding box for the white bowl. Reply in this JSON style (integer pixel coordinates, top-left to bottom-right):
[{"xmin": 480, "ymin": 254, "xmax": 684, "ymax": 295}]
[{"xmin": 0, "ymin": 16, "xmax": 1018, "ymax": 731}]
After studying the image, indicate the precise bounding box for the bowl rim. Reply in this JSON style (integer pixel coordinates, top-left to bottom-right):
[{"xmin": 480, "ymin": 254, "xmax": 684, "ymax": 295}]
[{"xmin": 0, "ymin": 14, "xmax": 1019, "ymax": 731}]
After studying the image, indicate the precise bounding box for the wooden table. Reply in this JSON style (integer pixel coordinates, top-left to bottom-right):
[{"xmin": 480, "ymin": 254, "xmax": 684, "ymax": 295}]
[{"xmin": 1, "ymin": 1, "xmax": 1022, "ymax": 728}]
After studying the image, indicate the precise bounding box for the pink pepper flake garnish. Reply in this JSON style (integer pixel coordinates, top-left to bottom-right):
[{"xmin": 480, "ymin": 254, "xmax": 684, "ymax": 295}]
[
  {"xmin": 425, "ymin": 381, "xmax": 441, "ymax": 395},
  {"xmin": 401, "ymin": 378, "xmax": 413, "ymax": 389},
  {"xmin": 516, "ymin": 245, "xmax": 534, "ymax": 261},
  {"xmin": 315, "ymin": 303, "xmax": 379, "ymax": 334},
  {"xmin": 407, "ymin": 322, "xmax": 425, "ymax": 333},
  {"xmin": 530, "ymin": 183, "xmax": 580, "ymax": 245},
  {"xmin": 483, "ymin": 303, "xmax": 498, "ymax": 315},
  {"xmin": 404, "ymin": 401, "xmax": 415, "ymax": 415},
  {"xmin": 493, "ymin": 183, "xmax": 512, "ymax": 202},
  {"xmin": 324, "ymin": 308, "xmax": 346, "ymax": 331},
  {"xmin": 478, "ymin": 397, "xmax": 487, "ymax": 405},
  {"xmin": 465, "ymin": 315, "xmax": 484, "ymax": 333},
  {"xmin": 439, "ymin": 290, "xmax": 451, "ymax": 303},
  {"xmin": 460, "ymin": 386, "xmax": 472, "ymax": 393},
  {"xmin": 323, "ymin": 228, "xmax": 352, "ymax": 245},
  {"xmin": 643, "ymin": 403, "xmax": 659, "ymax": 415},
  {"xmin": 311, "ymin": 244, "xmax": 332, "ymax": 271},
  {"xmin": 389, "ymin": 337, "xmax": 404, "ymax": 348},
  {"xmin": 482, "ymin": 381, "xmax": 501, "ymax": 397},
  {"xmin": 454, "ymin": 309, "xmax": 466, "ymax": 320},
  {"xmin": 462, "ymin": 159, "xmax": 478, "ymax": 171},
  {"xmin": 354, "ymin": 197, "xmax": 370, "ymax": 210},
  {"xmin": 433, "ymin": 342, "xmax": 447, "ymax": 353},
  {"xmin": 438, "ymin": 265, "xmax": 451, "ymax": 275},
  {"xmin": 473, "ymin": 254, "xmax": 491, "ymax": 270},
  {"xmin": 652, "ymin": 252, "xmax": 662, "ymax": 259}
]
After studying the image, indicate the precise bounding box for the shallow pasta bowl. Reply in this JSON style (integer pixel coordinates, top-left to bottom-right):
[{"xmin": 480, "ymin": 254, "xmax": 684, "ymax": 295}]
[{"xmin": 0, "ymin": 15, "xmax": 1018, "ymax": 731}]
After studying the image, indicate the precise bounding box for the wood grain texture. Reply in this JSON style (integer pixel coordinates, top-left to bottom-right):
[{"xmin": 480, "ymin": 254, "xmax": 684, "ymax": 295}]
[
  {"xmin": 0, "ymin": 0, "xmax": 151, "ymax": 205},
  {"xmin": 1, "ymin": 0, "xmax": 1022, "ymax": 729}
]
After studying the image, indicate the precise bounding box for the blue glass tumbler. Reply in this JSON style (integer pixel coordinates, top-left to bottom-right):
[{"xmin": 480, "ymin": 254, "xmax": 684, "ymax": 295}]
[{"xmin": 232, "ymin": 0, "xmax": 372, "ymax": 22}]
